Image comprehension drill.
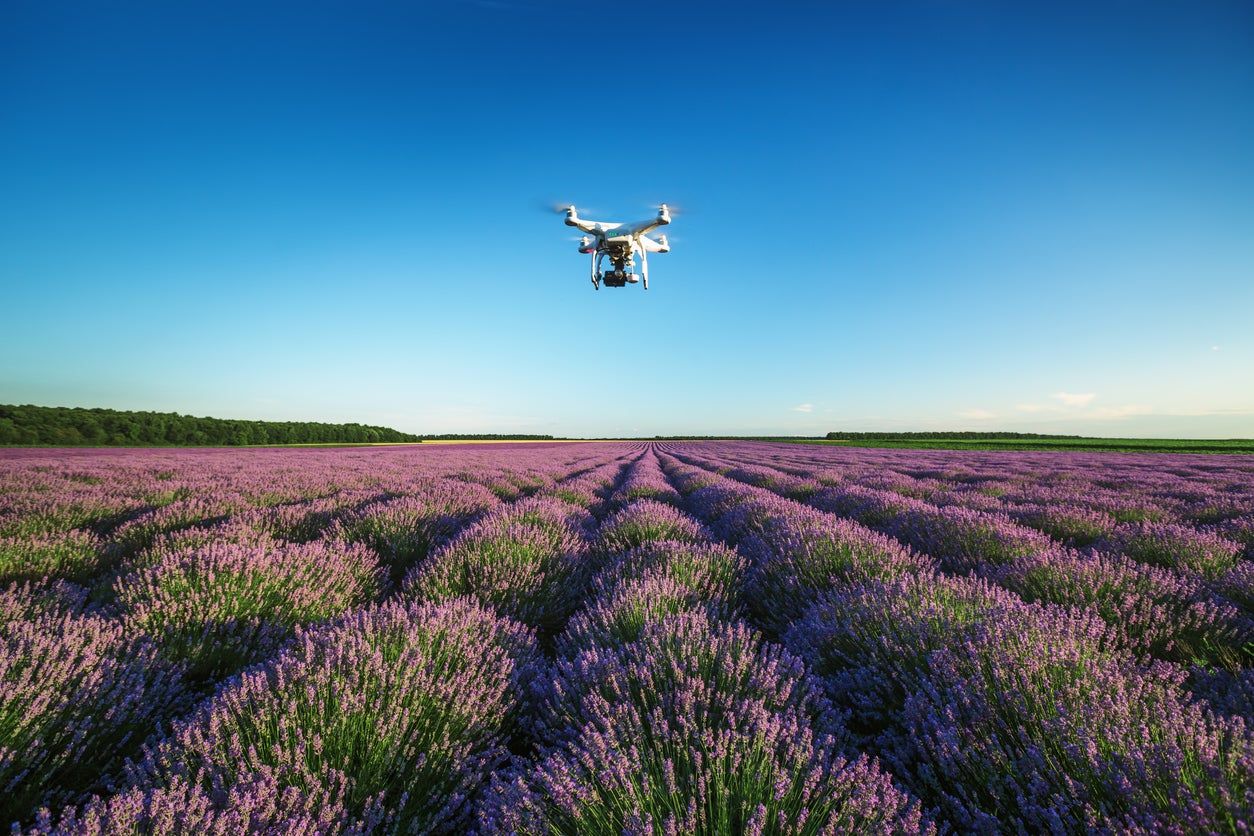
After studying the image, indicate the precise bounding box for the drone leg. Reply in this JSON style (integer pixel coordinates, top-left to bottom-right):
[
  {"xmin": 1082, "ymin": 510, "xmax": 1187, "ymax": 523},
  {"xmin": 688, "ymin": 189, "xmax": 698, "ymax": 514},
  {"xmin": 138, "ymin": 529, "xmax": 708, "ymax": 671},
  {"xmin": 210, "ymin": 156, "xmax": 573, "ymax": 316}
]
[
  {"xmin": 590, "ymin": 250, "xmax": 598, "ymax": 289},
  {"xmin": 641, "ymin": 248, "xmax": 649, "ymax": 290}
]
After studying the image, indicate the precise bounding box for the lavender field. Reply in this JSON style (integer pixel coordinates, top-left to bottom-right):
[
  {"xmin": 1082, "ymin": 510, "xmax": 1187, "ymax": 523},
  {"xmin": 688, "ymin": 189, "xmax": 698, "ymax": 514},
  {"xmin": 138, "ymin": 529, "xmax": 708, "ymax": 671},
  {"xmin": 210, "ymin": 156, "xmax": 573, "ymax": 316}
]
[{"xmin": 1, "ymin": 441, "xmax": 1251, "ymax": 834}]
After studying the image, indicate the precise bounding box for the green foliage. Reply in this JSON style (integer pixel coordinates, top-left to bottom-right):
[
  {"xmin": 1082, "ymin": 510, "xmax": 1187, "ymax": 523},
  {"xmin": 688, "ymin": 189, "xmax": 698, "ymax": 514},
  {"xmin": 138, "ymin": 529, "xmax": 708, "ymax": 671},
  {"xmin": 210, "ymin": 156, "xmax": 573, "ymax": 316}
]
[
  {"xmin": 824, "ymin": 431, "xmax": 1081, "ymax": 440},
  {"xmin": 811, "ymin": 434, "xmax": 1254, "ymax": 454},
  {"xmin": 0, "ymin": 404, "xmax": 421, "ymax": 447}
]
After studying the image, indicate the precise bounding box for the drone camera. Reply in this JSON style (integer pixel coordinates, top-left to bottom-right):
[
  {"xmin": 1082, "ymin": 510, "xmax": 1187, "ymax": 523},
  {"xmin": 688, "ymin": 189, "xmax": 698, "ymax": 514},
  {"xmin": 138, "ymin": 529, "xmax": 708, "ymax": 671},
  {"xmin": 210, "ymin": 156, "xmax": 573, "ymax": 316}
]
[{"xmin": 600, "ymin": 271, "xmax": 639, "ymax": 288}]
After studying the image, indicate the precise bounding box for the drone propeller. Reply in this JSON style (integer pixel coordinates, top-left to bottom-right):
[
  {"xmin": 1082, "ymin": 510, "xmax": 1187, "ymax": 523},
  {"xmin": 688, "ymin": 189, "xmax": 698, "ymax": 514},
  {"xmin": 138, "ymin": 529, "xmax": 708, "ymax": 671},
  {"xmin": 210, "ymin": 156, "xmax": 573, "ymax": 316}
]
[
  {"xmin": 538, "ymin": 200, "xmax": 602, "ymax": 217},
  {"xmin": 650, "ymin": 202, "xmax": 689, "ymax": 217}
]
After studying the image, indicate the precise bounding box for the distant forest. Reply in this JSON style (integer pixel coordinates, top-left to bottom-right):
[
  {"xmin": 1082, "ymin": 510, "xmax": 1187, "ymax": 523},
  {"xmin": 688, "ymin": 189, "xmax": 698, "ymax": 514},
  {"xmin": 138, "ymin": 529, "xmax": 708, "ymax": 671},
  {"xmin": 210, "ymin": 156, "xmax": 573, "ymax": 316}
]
[
  {"xmin": 0, "ymin": 405, "xmax": 422, "ymax": 446},
  {"xmin": 824, "ymin": 431, "xmax": 1083, "ymax": 440}
]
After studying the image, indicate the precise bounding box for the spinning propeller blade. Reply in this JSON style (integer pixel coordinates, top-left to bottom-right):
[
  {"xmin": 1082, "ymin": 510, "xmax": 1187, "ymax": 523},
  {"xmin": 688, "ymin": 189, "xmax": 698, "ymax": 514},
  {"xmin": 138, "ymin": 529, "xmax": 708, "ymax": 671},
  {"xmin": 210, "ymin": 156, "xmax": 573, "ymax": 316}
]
[
  {"xmin": 651, "ymin": 202, "xmax": 690, "ymax": 217},
  {"xmin": 537, "ymin": 200, "xmax": 600, "ymax": 216}
]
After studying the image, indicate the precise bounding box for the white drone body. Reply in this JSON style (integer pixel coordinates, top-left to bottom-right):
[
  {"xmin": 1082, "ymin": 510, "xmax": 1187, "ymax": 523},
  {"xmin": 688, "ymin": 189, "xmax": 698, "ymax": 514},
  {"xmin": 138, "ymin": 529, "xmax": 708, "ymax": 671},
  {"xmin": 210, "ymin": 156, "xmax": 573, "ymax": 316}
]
[{"xmin": 563, "ymin": 204, "xmax": 672, "ymax": 290}]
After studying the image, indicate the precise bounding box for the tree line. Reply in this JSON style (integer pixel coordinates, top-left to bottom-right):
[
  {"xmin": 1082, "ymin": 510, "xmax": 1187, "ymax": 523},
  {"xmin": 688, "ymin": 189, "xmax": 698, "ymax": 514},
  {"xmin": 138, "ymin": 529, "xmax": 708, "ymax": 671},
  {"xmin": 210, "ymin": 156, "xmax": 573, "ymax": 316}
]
[
  {"xmin": 0, "ymin": 405, "xmax": 422, "ymax": 446},
  {"xmin": 824, "ymin": 431, "xmax": 1082, "ymax": 440}
]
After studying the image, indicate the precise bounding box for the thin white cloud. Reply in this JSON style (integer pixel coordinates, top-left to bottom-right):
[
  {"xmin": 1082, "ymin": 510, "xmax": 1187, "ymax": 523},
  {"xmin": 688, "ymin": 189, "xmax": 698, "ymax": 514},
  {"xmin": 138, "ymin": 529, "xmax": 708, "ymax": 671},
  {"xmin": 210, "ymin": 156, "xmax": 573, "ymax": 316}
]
[
  {"xmin": 1092, "ymin": 404, "xmax": 1153, "ymax": 419},
  {"xmin": 1212, "ymin": 345, "xmax": 1222, "ymax": 352},
  {"xmin": 957, "ymin": 408, "xmax": 996, "ymax": 420},
  {"xmin": 1052, "ymin": 391, "xmax": 1096, "ymax": 408},
  {"xmin": 1015, "ymin": 403, "xmax": 1047, "ymax": 413},
  {"xmin": 791, "ymin": 403, "xmax": 814, "ymax": 413}
]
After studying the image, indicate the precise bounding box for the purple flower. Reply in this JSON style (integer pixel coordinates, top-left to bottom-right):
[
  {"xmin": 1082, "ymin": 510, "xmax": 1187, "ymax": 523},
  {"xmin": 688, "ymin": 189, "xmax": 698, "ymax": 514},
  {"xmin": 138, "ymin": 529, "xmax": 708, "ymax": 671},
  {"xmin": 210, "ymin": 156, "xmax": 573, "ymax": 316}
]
[
  {"xmin": 27, "ymin": 772, "xmax": 362, "ymax": 835},
  {"xmin": 0, "ymin": 530, "xmax": 107, "ymax": 585},
  {"xmin": 892, "ymin": 605, "xmax": 1253, "ymax": 832},
  {"xmin": 130, "ymin": 598, "xmax": 539, "ymax": 833},
  {"xmin": 783, "ymin": 574, "xmax": 1024, "ymax": 737},
  {"xmin": 557, "ymin": 574, "xmax": 736, "ymax": 658},
  {"xmin": 484, "ymin": 612, "xmax": 930, "ymax": 834},
  {"xmin": 607, "ymin": 453, "xmax": 685, "ymax": 510},
  {"xmin": 325, "ymin": 482, "xmax": 499, "ymax": 579},
  {"xmin": 0, "ymin": 612, "xmax": 185, "ymax": 820},
  {"xmin": 1214, "ymin": 559, "xmax": 1254, "ymax": 615},
  {"xmin": 594, "ymin": 500, "xmax": 712, "ymax": 554},
  {"xmin": 0, "ymin": 578, "xmax": 92, "ymax": 625},
  {"xmin": 404, "ymin": 501, "xmax": 591, "ymax": 635},
  {"xmin": 1214, "ymin": 513, "xmax": 1254, "ymax": 559},
  {"xmin": 1096, "ymin": 521, "xmax": 1242, "ymax": 579},
  {"xmin": 742, "ymin": 512, "xmax": 935, "ymax": 633},
  {"xmin": 533, "ymin": 611, "xmax": 845, "ymax": 747},
  {"xmin": 113, "ymin": 538, "xmax": 386, "ymax": 682},
  {"xmin": 984, "ymin": 548, "xmax": 1253, "ymax": 669},
  {"xmin": 587, "ymin": 540, "xmax": 748, "ymax": 614},
  {"xmin": 1008, "ymin": 503, "xmax": 1118, "ymax": 547}
]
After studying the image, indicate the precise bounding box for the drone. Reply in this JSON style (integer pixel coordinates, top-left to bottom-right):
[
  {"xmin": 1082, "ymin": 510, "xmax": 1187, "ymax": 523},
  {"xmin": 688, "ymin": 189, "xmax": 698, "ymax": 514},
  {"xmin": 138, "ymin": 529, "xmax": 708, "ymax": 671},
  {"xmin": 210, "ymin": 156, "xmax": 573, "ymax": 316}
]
[{"xmin": 561, "ymin": 204, "xmax": 673, "ymax": 290}]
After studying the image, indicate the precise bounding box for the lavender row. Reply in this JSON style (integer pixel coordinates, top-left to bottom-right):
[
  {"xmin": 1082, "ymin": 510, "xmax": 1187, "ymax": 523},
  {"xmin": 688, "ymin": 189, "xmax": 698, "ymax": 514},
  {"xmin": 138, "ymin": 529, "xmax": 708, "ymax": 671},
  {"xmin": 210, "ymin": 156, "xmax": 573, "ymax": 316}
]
[
  {"xmin": 656, "ymin": 449, "xmax": 1254, "ymax": 832},
  {"xmin": 1, "ymin": 445, "xmax": 640, "ymax": 826},
  {"xmin": 482, "ymin": 454, "xmax": 932, "ymax": 832},
  {"xmin": 668, "ymin": 446, "xmax": 1254, "ymax": 670},
  {"xmin": 3, "ymin": 441, "xmax": 1252, "ymax": 832},
  {"xmin": 668, "ymin": 441, "xmax": 1254, "ymax": 556}
]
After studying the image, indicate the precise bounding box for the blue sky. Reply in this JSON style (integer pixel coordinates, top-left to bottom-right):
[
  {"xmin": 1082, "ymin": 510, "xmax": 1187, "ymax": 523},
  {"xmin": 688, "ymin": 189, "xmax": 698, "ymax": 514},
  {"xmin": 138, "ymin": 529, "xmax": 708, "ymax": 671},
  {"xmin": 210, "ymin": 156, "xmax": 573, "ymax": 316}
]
[{"xmin": 2, "ymin": 0, "xmax": 1251, "ymax": 437}]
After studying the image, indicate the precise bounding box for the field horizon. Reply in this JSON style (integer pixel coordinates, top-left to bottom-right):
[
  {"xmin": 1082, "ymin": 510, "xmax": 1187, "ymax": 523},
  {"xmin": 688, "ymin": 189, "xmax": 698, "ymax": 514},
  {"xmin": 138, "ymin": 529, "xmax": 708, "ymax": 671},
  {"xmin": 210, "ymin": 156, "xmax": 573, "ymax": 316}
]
[{"xmin": 5, "ymin": 401, "xmax": 1254, "ymax": 454}]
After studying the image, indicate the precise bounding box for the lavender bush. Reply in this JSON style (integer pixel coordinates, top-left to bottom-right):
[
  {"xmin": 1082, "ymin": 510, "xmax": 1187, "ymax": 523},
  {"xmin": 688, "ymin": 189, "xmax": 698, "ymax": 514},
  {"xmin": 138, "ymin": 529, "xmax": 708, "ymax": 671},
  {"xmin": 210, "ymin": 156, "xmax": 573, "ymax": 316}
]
[
  {"xmin": 985, "ymin": 549, "xmax": 1253, "ymax": 669},
  {"xmin": 1215, "ymin": 558, "xmax": 1254, "ymax": 614},
  {"xmin": 0, "ymin": 531, "xmax": 107, "ymax": 585},
  {"xmin": 783, "ymin": 574, "xmax": 1024, "ymax": 736},
  {"xmin": 0, "ymin": 613, "xmax": 185, "ymax": 820},
  {"xmin": 1097, "ymin": 520, "xmax": 1243, "ymax": 578},
  {"xmin": 743, "ymin": 513, "xmax": 936, "ymax": 633},
  {"xmin": 893, "ymin": 607, "xmax": 1253, "ymax": 832},
  {"xmin": 488, "ymin": 612, "xmax": 930, "ymax": 834},
  {"xmin": 131, "ymin": 598, "xmax": 539, "ymax": 833},
  {"xmin": 114, "ymin": 539, "xmax": 386, "ymax": 681},
  {"xmin": 593, "ymin": 499, "xmax": 711, "ymax": 553},
  {"xmin": 0, "ymin": 578, "xmax": 92, "ymax": 625},
  {"xmin": 879, "ymin": 505, "xmax": 1057, "ymax": 573},
  {"xmin": 28, "ymin": 773, "xmax": 361, "ymax": 835},
  {"xmin": 327, "ymin": 484, "xmax": 498, "ymax": 580},
  {"xmin": 1008, "ymin": 502, "xmax": 1118, "ymax": 546},
  {"xmin": 587, "ymin": 540, "xmax": 748, "ymax": 613},
  {"xmin": 479, "ymin": 732, "xmax": 930, "ymax": 835},
  {"xmin": 556, "ymin": 574, "xmax": 735, "ymax": 657},
  {"xmin": 405, "ymin": 504, "xmax": 590, "ymax": 635}
]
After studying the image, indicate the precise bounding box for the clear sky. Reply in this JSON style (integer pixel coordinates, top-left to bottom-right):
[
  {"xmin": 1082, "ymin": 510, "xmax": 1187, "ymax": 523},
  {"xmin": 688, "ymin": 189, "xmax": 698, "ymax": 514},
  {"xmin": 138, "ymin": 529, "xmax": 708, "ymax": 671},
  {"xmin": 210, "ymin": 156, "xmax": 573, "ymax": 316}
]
[{"xmin": 2, "ymin": 0, "xmax": 1251, "ymax": 438}]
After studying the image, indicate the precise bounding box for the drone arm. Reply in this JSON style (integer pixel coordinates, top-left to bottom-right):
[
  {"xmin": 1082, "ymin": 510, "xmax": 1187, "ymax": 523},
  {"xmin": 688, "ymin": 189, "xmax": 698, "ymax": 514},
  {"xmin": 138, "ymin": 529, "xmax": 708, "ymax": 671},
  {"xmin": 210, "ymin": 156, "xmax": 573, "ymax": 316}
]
[
  {"xmin": 621, "ymin": 205, "xmax": 672, "ymax": 237},
  {"xmin": 638, "ymin": 234, "xmax": 668, "ymax": 253},
  {"xmin": 623, "ymin": 219, "xmax": 663, "ymax": 237},
  {"xmin": 566, "ymin": 217, "xmax": 600, "ymax": 234},
  {"xmin": 564, "ymin": 208, "xmax": 602, "ymax": 235}
]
